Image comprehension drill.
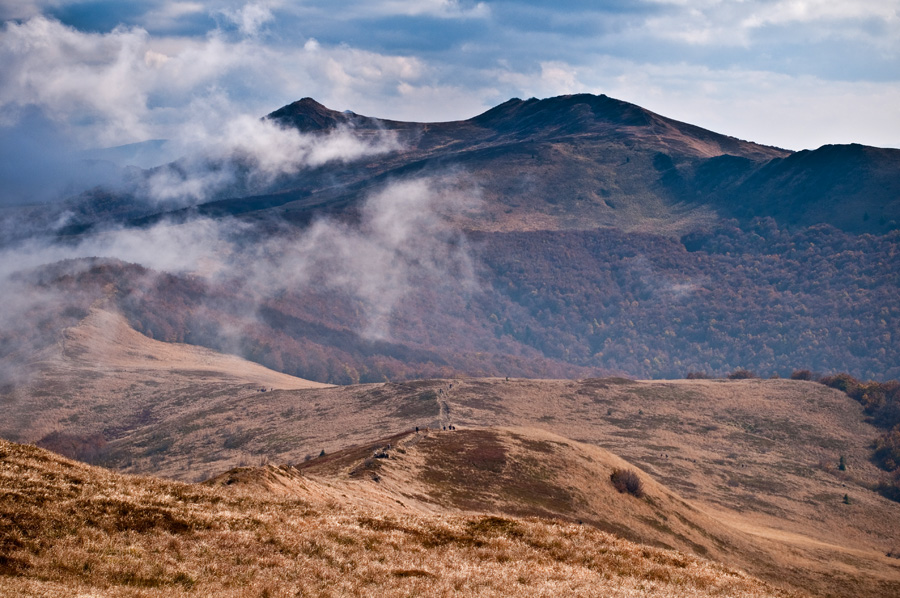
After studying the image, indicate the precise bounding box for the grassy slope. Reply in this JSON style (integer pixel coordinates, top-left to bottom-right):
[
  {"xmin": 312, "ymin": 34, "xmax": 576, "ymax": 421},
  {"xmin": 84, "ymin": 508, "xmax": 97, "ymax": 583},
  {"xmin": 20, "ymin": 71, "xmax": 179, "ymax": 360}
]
[
  {"xmin": 0, "ymin": 438, "xmax": 796, "ymax": 598},
  {"xmin": 4, "ymin": 314, "xmax": 900, "ymax": 596},
  {"xmin": 287, "ymin": 426, "xmax": 900, "ymax": 598}
]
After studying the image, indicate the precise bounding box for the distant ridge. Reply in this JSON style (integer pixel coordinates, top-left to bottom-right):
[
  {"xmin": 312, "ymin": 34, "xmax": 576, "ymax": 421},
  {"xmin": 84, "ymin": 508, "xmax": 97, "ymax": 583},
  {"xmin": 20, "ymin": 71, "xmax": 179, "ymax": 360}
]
[{"xmin": 267, "ymin": 92, "xmax": 788, "ymax": 161}]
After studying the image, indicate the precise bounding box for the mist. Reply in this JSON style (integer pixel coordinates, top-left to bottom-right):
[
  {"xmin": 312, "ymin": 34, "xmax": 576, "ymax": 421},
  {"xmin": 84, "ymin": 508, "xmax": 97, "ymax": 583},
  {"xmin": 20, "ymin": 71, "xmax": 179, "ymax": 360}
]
[{"xmin": 0, "ymin": 174, "xmax": 483, "ymax": 385}]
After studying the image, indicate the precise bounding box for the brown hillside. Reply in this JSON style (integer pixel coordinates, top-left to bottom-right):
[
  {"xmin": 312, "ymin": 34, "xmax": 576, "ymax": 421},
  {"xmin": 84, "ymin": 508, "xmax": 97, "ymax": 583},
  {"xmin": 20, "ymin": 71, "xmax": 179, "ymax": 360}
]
[
  {"xmin": 3, "ymin": 311, "xmax": 900, "ymax": 596},
  {"xmin": 0, "ymin": 307, "xmax": 326, "ymax": 453},
  {"xmin": 281, "ymin": 426, "xmax": 900, "ymax": 598},
  {"xmin": 0, "ymin": 438, "xmax": 796, "ymax": 598}
]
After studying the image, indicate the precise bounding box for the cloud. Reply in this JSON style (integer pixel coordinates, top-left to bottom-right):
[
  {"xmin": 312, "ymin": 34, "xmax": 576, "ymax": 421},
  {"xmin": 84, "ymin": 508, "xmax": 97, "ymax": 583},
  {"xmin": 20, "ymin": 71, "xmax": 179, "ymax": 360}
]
[
  {"xmin": 1, "ymin": 0, "xmax": 899, "ymax": 210},
  {"xmin": 219, "ymin": 2, "xmax": 273, "ymax": 36},
  {"xmin": 282, "ymin": 176, "xmax": 481, "ymax": 339},
  {"xmin": 0, "ymin": 174, "xmax": 482, "ymax": 361},
  {"xmin": 0, "ymin": 13, "xmax": 413, "ymax": 205},
  {"xmin": 640, "ymin": 0, "xmax": 900, "ymax": 48},
  {"xmin": 366, "ymin": 0, "xmax": 489, "ymax": 19},
  {"xmin": 139, "ymin": 114, "xmax": 402, "ymax": 205}
]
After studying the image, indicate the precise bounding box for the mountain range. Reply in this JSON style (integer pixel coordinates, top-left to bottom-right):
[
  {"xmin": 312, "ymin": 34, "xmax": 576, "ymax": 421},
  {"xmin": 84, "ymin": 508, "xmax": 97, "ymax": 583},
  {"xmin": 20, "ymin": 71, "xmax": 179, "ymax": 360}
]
[
  {"xmin": 5, "ymin": 93, "xmax": 893, "ymax": 384},
  {"xmin": 2, "ymin": 93, "xmax": 900, "ymax": 597}
]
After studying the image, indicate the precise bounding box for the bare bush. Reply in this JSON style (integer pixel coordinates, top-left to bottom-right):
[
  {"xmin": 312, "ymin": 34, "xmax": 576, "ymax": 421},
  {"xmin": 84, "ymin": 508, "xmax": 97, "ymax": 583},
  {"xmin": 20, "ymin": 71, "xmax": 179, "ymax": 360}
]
[
  {"xmin": 790, "ymin": 369, "xmax": 813, "ymax": 381},
  {"xmin": 610, "ymin": 468, "xmax": 644, "ymax": 498},
  {"xmin": 727, "ymin": 369, "xmax": 756, "ymax": 380}
]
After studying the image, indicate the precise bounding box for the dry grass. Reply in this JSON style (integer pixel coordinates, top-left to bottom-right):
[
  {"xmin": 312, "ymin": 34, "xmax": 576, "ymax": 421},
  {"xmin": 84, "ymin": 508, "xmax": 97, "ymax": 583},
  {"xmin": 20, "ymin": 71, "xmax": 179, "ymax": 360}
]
[{"xmin": 0, "ymin": 438, "xmax": 797, "ymax": 598}]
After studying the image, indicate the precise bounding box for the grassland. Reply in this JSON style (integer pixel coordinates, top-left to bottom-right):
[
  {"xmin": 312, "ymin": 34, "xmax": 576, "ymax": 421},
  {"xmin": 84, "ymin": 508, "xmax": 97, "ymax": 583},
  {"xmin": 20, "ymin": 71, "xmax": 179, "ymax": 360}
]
[
  {"xmin": 3, "ymin": 311, "xmax": 900, "ymax": 596},
  {"xmin": 1, "ymin": 438, "xmax": 797, "ymax": 598}
]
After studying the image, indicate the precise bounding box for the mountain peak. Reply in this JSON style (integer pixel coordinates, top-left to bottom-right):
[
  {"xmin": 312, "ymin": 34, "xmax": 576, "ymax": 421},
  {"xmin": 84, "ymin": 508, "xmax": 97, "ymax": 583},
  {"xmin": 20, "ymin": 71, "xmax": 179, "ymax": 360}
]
[
  {"xmin": 267, "ymin": 97, "xmax": 381, "ymax": 132},
  {"xmin": 469, "ymin": 93, "xmax": 655, "ymax": 134}
]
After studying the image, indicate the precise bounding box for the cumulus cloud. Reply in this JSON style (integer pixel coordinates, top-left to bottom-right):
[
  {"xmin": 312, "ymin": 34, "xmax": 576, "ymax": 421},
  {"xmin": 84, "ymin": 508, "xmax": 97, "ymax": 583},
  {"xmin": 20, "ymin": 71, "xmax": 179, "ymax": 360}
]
[
  {"xmin": 219, "ymin": 2, "xmax": 274, "ymax": 36},
  {"xmin": 0, "ymin": 12, "xmax": 415, "ymax": 206}
]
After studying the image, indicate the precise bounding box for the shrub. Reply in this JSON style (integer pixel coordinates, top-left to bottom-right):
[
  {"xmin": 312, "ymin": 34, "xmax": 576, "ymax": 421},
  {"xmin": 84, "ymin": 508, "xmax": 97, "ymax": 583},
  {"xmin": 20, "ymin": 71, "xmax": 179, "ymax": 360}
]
[
  {"xmin": 727, "ymin": 369, "xmax": 756, "ymax": 380},
  {"xmin": 790, "ymin": 369, "xmax": 813, "ymax": 381},
  {"xmin": 820, "ymin": 373, "xmax": 860, "ymax": 393},
  {"xmin": 610, "ymin": 468, "xmax": 644, "ymax": 498},
  {"xmin": 685, "ymin": 371, "xmax": 710, "ymax": 379},
  {"xmin": 873, "ymin": 426, "xmax": 900, "ymax": 471}
]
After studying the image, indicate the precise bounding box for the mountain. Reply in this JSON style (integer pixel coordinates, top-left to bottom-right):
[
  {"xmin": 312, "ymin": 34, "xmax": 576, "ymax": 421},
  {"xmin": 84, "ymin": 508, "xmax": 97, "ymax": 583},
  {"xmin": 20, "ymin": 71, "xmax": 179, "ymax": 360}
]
[
  {"xmin": 2, "ymin": 94, "xmax": 898, "ymax": 384},
  {"xmin": 252, "ymin": 94, "xmax": 896, "ymax": 235},
  {"xmin": 200, "ymin": 93, "xmax": 794, "ymax": 235},
  {"xmin": 1, "ymin": 93, "xmax": 899, "ymax": 597}
]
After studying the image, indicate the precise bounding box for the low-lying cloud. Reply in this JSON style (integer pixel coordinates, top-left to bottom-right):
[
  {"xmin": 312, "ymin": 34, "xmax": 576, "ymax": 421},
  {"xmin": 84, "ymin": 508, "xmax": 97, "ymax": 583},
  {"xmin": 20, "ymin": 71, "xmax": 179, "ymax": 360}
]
[
  {"xmin": 0, "ymin": 174, "xmax": 483, "ymax": 386},
  {"xmin": 139, "ymin": 116, "xmax": 401, "ymax": 206}
]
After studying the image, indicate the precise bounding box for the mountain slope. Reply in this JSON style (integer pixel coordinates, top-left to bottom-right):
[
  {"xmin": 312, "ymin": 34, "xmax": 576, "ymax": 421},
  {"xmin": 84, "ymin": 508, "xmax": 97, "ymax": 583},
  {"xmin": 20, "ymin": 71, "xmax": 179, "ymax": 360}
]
[
  {"xmin": 687, "ymin": 143, "xmax": 900, "ymax": 232},
  {"xmin": 0, "ymin": 437, "xmax": 798, "ymax": 598},
  {"xmin": 4, "ymin": 309, "xmax": 899, "ymax": 593},
  {"xmin": 286, "ymin": 426, "xmax": 900, "ymax": 598},
  {"xmin": 0, "ymin": 305, "xmax": 326, "ymax": 460},
  {"xmin": 252, "ymin": 93, "xmax": 792, "ymax": 235},
  {"xmin": 3, "ymin": 94, "xmax": 898, "ymax": 381},
  {"xmin": 255, "ymin": 94, "xmax": 899, "ymax": 235}
]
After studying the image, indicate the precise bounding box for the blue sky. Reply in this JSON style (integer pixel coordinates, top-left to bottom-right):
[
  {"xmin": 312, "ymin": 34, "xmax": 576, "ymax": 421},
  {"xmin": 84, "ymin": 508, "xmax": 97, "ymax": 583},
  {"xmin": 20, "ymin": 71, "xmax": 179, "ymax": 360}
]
[{"xmin": 1, "ymin": 0, "xmax": 898, "ymax": 203}]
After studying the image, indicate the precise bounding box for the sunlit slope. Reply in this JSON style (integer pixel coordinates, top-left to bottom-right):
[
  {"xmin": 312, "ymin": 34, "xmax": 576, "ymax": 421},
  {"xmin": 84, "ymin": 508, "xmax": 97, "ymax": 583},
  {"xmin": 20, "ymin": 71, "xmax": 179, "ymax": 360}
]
[
  {"xmin": 0, "ymin": 438, "xmax": 796, "ymax": 598},
  {"xmin": 275, "ymin": 426, "xmax": 899, "ymax": 598},
  {"xmin": 3, "ymin": 311, "xmax": 899, "ymax": 596},
  {"xmin": 0, "ymin": 307, "xmax": 327, "ymax": 448}
]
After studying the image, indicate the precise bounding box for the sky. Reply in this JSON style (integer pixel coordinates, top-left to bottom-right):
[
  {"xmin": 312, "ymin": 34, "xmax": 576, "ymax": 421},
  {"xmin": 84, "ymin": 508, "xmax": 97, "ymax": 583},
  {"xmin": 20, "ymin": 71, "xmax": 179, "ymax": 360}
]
[{"xmin": 1, "ymin": 0, "xmax": 899, "ymax": 205}]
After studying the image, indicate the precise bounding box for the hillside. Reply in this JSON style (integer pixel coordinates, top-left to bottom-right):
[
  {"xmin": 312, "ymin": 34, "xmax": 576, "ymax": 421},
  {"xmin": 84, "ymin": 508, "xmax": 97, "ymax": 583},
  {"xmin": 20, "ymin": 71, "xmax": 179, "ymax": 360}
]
[
  {"xmin": 0, "ymin": 437, "xmax": 801, "ymax": 598},
  {"xmin": 287, "ymin": 426, "xmax": 900, "ymax": 598},
  {"xmin": 3, "ymin": 307, "xmax": 900, "ymax": 595},
  {"xmin": 0, "ymin": 304, "xmax": 326, "ymax": 460}
]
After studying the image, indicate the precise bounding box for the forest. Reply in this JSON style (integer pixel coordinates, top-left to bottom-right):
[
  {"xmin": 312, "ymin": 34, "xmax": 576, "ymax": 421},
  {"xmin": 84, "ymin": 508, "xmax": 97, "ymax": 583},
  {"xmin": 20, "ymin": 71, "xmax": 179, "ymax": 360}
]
[{"xmin": 5, "ymin": 218, "xmax": 898, "ymax": 386}]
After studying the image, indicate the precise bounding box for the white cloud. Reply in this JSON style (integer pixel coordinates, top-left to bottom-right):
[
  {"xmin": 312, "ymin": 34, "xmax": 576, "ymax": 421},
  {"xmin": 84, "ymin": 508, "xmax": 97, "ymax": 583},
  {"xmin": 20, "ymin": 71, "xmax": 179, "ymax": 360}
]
[
  {"xmin": 0, "ymin": 12, "xmax": 426, "ymax": 203},
  {"xmin": 0, "ymin": 17, "xmax": 154, "ymax": 142},
  {"xmin": 495, "ymin": 61, "xmax": 581, "ymax": 98},
  {"xmin": 141, "ymin": 114, "xmax": 401, "ymax": 205},
  {"xmin": 0, "ymin": 13, "xmax": 438, "ymax": 147},
  {"xmin": 641, "ymin": 0, "xmax": 900, "ymax": 46},
  {"xmin": 142, "ymin": 1, "xmax": 207, "ymax": 31},
  {"xmin": 328, "ymin": 0, "xmax": 489, "ymax": 20},
  {"xmin": 220, "ymin": 2, "xmax": 274, "ymax": 36}
]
